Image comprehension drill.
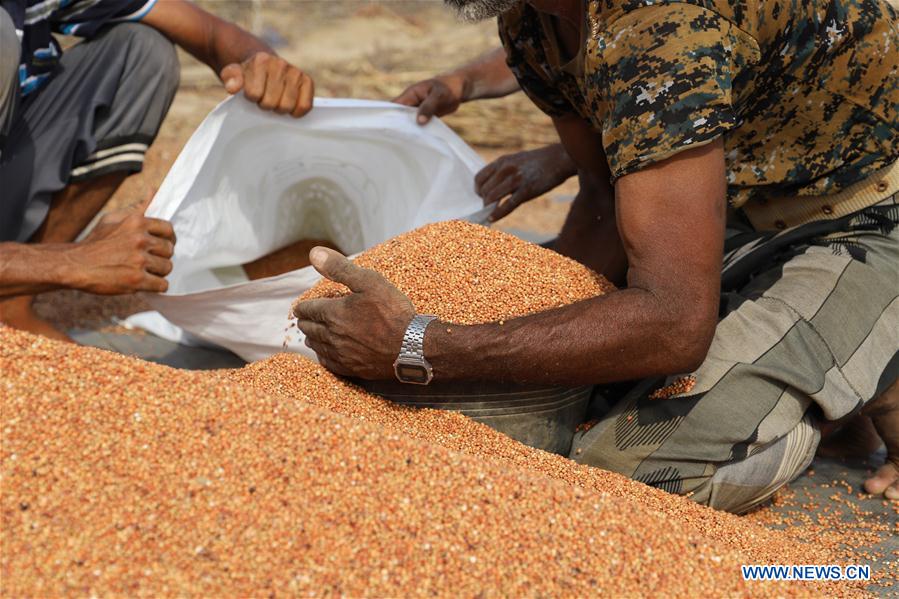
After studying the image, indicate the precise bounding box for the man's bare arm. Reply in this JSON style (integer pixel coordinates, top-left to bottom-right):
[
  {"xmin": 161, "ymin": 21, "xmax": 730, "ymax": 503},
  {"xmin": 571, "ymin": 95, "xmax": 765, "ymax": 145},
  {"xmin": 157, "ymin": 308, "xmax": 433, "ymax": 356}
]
[
  {"xmin": 142, "ymin": 0, "xmax": 314, "ymax": 117},
  {"xmin": 454, "ymin": 47, "xmax": 522, "ymax": 101},
  {"xmin": 393, "ymin": 47, "xmax": 520, "ymax": 123},
  {"xmin": 424, "ymin": 139, "xmax": 727, "ymax": 384},
  {"xmin": 143, "ymin": 0, "xmax": 269, "ymax": 73},
  {"xmin": 295, "ymin": 139, "xmax": 727, "ymax": 385},
  {"xmin": 0, "ymin": 214, "xmax": 175, "ymax": 298},
  {"xmin": 0, "ymin": 243, "xmax": 77, "ymax": 297}
]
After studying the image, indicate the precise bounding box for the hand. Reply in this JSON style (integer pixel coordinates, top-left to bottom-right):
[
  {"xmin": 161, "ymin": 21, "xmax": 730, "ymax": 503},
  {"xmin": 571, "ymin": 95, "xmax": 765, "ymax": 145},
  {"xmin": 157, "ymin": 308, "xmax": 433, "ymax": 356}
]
[
  {"xmin": 293, "ymin": 247, "xmax": 416, "ymax": 379},
  {"xmin": 67, "ymin": 213, "xmax": 176, "ymax": 295},
  {"xmin": 476, "ymin": 144, "xmax": 577, "ymax": 222},
  {"xmin": 220, "ymin": 52, "xmax": 314, "ymax": 118},
  {"xmin": 862, "ymin": 379, "xmax": 899, "ymax": 500},
  {"xmin": 392, "ymin": 74, "xmax": 467, "ymax": 125}
]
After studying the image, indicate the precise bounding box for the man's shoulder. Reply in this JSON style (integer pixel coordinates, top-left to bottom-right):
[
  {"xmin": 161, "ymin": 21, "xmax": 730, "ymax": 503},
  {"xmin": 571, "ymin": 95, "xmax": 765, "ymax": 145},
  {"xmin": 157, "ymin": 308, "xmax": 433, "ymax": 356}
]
[{"xmin": 592, "ymin": 0, "xmax": 753, "ymax": 33}]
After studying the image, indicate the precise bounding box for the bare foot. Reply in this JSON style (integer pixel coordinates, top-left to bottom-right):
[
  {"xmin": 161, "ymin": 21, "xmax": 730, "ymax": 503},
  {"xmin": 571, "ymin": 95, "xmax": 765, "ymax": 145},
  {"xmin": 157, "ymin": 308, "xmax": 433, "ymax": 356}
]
[
  {"xmin": 861, "ymin": 379, "xmax": 899, "ymax": 500},
  {"xmin": 817, "ymin": 414, "xmax": 883, "ymax": 459},
  {"xmin": 0, "ymin": 295, "xmax": 73, "ymax": 343}
]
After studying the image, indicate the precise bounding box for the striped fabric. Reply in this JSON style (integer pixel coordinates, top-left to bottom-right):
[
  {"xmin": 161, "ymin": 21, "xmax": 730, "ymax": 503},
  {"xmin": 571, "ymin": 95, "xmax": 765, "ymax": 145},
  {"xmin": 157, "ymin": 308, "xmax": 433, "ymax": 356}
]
[
  {"xmin": 0, "ymin": 20, "xmax": 179, "ymax": 242},
  {"xmin": 0, "ymin": 0, "xmax": 156, "ymax": 96},
  {"xmin": 571, "ymin": 188, "xmax": 899, "ymax": 514},
  {"xmin": 68, "ymin": 138, "xmax": 150, "ymax": 181}
]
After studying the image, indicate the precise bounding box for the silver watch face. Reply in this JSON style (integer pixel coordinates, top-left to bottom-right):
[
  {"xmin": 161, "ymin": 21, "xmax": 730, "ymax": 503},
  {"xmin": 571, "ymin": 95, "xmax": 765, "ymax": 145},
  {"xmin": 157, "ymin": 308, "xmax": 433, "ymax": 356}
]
[{"xmin": 394, "ymin": 359, "xmax": 433, "ymax": 385}]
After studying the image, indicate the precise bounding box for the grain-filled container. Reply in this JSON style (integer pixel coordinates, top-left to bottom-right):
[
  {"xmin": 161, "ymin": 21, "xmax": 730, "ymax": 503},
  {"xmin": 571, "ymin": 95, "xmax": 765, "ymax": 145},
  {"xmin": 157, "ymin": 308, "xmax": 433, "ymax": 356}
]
[{"xmin": 358, "ymin": 379, "xmax": 593, "ymax": 455}]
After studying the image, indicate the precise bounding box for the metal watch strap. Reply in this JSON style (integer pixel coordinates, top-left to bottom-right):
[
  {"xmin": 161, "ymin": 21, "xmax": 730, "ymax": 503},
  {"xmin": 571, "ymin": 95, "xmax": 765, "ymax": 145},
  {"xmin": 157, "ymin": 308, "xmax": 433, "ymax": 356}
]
[{"xmin": 398, "ymin": 315, "xmax": 437, "ymax": 360}]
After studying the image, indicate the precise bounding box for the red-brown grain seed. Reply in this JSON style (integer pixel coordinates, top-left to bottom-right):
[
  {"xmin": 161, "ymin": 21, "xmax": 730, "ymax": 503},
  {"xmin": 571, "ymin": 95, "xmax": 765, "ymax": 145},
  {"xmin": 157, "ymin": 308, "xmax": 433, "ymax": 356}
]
[
  {"xmin": 3, "ymin": 222, "xmax": 890, "ymax": 596},
  {"xmin": 295, "ymin": 220, "xmax": 615, "ymax": 324},
  {"xmin": 649, "ymin": 375, "xmax": 698, "ymax": 400},
  {"xmin": 2, "ymin": 327, "xmax": 877, "ymax": 597}
]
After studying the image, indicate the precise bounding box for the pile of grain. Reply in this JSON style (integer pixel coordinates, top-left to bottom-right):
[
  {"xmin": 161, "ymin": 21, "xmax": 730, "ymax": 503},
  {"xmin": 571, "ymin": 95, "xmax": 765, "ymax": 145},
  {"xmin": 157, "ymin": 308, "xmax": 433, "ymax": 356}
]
[
  {"xmin": 296, "ymin": 220, "xmax": 615, "ymax": 324},
  {"xmin": 230, "ymin": 355, "xmax": 868, "ymax": 569},
  {"xmin": 2, "ymin": 224, "xmax": 884, "ymax": 596},
  {"xmin": 1, "ymin": 328, "xmax": 857, "ymax": 597}
]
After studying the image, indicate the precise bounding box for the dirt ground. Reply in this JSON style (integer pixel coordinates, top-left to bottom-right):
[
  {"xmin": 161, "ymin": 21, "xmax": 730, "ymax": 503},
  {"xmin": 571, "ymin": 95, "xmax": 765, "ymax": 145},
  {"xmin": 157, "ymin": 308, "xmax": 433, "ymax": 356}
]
[{"xmin": 37, "ymin": 1, "xmax": 576, "ymax": 329}]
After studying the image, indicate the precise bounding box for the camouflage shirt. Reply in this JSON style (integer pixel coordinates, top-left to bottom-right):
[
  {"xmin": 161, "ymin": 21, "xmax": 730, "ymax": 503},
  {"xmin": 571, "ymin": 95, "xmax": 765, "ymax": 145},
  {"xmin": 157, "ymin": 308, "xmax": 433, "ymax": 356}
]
[{"xmin": 498, "ymin": 0, "xmax": 899, "ymax": 207}]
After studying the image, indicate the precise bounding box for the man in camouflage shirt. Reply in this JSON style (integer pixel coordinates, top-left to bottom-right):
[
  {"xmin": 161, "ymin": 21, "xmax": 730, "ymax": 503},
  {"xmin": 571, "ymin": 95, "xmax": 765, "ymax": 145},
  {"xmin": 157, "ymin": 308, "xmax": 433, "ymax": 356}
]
[{"xmin": 294, "ymin": 0, "xmax": 899, "ymax": 511}]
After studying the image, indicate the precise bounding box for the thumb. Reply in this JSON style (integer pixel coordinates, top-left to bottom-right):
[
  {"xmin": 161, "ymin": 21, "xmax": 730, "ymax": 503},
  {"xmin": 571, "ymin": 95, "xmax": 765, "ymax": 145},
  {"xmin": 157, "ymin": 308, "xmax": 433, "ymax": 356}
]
[
  {"xmin": 392, "ymin": 84, "xmax": 422, "ymax": 106},
  {"xmin": 310, "ymin": 247, "xmax": 378, "ymax": 293},
  {"xmin": 220, "ymin": 63, "xmax": 244, "ymax": 94},
  {"xmin": 416, "ymin": 89, "xmax": 443, "ymax": 125}
]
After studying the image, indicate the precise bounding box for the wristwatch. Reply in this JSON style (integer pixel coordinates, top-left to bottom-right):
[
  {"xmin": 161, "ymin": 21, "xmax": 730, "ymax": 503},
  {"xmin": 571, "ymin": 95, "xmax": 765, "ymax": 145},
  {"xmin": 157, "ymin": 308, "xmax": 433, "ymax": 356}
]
[{"xmin": 394, "ymin": 314, "xmax": 437, "ymax": 385}]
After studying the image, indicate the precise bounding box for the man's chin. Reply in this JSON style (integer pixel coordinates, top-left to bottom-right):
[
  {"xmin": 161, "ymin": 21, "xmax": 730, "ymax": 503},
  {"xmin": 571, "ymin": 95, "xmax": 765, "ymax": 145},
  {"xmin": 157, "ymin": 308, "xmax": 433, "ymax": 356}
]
[{"xmin": 444, "ymin": 0, "xmax": 520, "ymax": 22}]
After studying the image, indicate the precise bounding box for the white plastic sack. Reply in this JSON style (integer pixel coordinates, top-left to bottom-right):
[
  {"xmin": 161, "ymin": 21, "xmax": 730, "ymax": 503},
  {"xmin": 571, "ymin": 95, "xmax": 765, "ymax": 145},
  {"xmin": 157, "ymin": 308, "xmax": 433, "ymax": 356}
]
[{"xmin": 141, "ymin": 96, "xmax": 486, "ymax": 362}]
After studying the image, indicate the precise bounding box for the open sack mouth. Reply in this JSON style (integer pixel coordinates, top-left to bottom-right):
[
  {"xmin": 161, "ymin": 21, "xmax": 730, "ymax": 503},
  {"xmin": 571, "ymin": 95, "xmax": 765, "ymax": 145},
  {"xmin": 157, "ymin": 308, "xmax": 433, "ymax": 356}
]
[{"xmin": 137, "ymin": 97, "xmax": 485, "ymax": 362}]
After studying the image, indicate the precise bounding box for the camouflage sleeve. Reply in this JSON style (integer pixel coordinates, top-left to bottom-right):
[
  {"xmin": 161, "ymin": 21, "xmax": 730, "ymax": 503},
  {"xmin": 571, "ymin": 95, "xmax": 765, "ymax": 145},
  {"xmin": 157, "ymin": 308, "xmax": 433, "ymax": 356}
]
[
  {"xmin": 598, "ymin": 4, "xmax": 760, "ymax": 181},
  {"xmin": 498, "ymin": 9, "xmax": 573, "ymax": 118}
]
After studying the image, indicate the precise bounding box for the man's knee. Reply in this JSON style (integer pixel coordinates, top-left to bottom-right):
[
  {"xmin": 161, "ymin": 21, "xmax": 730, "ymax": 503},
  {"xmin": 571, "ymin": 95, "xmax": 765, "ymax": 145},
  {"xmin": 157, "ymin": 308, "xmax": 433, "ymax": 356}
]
[
  {"xmin": 699, "ymin": 414, "xmax": 821, "ymax": 513},
  {"xmin": 106, "ymin": 23, "xmax": 180, "ymax": 100},
  {"xmin": 570, "ymin": 384, "xmax": 820, "ymax": 514}
]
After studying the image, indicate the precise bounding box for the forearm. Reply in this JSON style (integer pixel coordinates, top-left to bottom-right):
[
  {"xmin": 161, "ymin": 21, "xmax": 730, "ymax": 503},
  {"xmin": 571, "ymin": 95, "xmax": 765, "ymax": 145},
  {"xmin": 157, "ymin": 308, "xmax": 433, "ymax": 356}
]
[
  {"xmin": 550, "ymin": 144, "xmax": 578, "ymax": 179},
  {"xmin": 143, "ymin": 1, "xmax": 272, "ymax": 75},
  {"xmin": 0, "ymin": 243, "xmax": 77, "ymax": 297},
  {"xmin": 449, "ymin": 47, "xmax": 520, "ymax": 102},
  {"xmin": 205, "ymin": 15, "xmax": 271, "ymax": 74},
  {"xmin": 424, "ymin": 287, "xmax": 712, "ymax": 386},
  {"xmin": 426, "ymin": 142, "xmax": 727, "ymax": 386}
]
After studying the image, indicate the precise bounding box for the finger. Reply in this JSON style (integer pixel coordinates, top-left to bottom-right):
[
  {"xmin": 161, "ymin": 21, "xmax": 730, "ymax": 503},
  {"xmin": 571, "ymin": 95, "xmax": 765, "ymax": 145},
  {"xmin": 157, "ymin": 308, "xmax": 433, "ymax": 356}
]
[
  {"xmin": 242, "ymin": 54, "xmax": 268, "ymax": 103},
  {"xmin": 293, "ymin": 297, "xmax": 336, "ymax": 323},
  {"xmin": 144, "ymin": 254, "xmax": 173, "ymax": 277},
  {"xmin": 887, "ymin": 481, "xmax": 899, "ymax": 501},
  {"xmin": 309, "ymin": 247, "xmax": 380, "ymax": 293},
  {"xmin": 138, "ymin": 273, "xmax": 168, "ymax": 294},
  {"xmin": 416, "ymin": 89, "xmax": 443, "ymax": 124},
  {"xmin": 481, "ymin": 174, "xmax": 518, "ymax": 205},
  {"xmin": 317, "ymin": 354, "xmax": 352, "ymax": 378},
  {"xmin": 276, "ymin": 68, "xmax": 302, "ymax": 115},
  {"xmin": 490, "ymin": 188, "xmax": 528, "ymax": 222},
  {"xmin": 296, "ymin": 319, "xmax": 328, "ymax": 343},
  {"xmin": 474, "ymin": 161, "xmax": 499, "ymax": 194},
  {"xmin": 146, "ymin": 235, "xmax": 174, "ymax": 259},
  {"xmin": 259, "ymin": 58, "xmax": 288, "ymax": 111},
  {"xmin": 292, "ymin": 73, "xmax": 314, "ymax": 118},
  {"xmin": 144, "ymin": 218, "xmax": 176, "ymax": 243},
  {"xmin": 864, "ymin": 462, "xmax": 899, "ymax": 496},
  {"xmin": 220, "ymin": 63, "xmax": 244, "ymax": 95},
  {"xmin": 392, "ymin": 83, "xmax": 427, "ymax": 106},
  {"xmin": 306, "ymin": 337, "xmax": 336, "ymax": 364}
]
